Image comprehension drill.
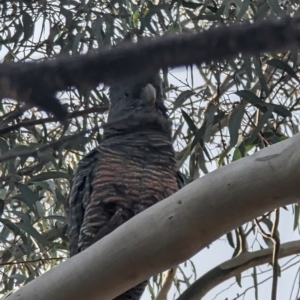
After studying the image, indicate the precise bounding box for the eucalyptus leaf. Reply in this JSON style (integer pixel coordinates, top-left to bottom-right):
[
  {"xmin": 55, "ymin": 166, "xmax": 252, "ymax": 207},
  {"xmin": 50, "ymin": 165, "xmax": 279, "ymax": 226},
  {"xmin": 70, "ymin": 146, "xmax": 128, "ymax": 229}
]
[
  {"xmin": 22, "ymin": 11, "xmax": 34, "ymax": 41},
  {"xmin": 13, "ymin": 182, "xmax": 40, "ymax": 204},
  {"xmin": 181, "ymin": 109, "xmax": 197, "ymax": 133},
  {"xmin": 249, "ymin": 105, "xmax": 274, "ymax": 144},
  {"xmin": 173, "ymin": 91, "xmax": 195, "ymax": 111},
  {"xmin": 229, "ymin": 107, "xmax": 245, "ymax": 148},
  {"xmin": 17, "ymin": 222, "xmax": 49, "ymax": 246},
  {"xmin": 267, "ymin": 58, "xmax": 299, "ymax": 82},
  {"xmin": 10, "ymin": 274, "xmax": 26, "ymax": 285},
  {"xmin": 253, "ymin": 57, "xmax": 269, "ymax": 95}
]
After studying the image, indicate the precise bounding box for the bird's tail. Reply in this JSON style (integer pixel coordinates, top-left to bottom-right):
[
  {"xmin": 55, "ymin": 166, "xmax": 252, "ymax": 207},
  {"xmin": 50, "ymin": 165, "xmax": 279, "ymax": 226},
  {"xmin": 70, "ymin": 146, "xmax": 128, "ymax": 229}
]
[{"xmin": 113, "ymin": 280, "xmax": 148, "ymax": 300}]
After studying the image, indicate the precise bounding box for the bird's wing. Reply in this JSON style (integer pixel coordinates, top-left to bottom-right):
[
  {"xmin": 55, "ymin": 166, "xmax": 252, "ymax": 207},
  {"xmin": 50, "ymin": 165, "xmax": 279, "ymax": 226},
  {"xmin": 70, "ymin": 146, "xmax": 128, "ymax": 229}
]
[
  {"xmin": 66, "ymin": 148, "xmax": 98, "ymax": 257},
  {"xmin": 177, "ymin": 170, "xmax": 186, "ymax": 189},
  {"xmin": 67, "ymin": 147, "xmax": 124, "ymax": 256}
]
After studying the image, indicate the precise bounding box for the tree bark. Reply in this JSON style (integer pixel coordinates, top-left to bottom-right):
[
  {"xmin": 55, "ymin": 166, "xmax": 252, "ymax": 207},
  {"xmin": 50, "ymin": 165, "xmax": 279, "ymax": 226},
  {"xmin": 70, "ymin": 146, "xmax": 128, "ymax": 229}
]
[{"xmin": 6, "ymin": 133, "xmax": 300, "ymax": 300}]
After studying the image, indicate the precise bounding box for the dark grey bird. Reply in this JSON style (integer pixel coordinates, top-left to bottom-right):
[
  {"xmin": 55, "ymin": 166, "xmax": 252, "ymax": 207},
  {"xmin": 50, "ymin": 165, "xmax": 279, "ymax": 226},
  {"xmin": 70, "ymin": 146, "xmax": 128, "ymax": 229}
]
[{"xmin": 66, "ymin": 72, "xmax": 184, "ymax": 300}]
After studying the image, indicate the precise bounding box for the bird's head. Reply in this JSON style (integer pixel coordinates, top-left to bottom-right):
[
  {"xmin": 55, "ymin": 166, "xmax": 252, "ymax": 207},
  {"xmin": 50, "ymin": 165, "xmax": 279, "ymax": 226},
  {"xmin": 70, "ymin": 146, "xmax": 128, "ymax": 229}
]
[{"xmin": 107, "ymin": 73, "xmax": 168, "ymax": 122}]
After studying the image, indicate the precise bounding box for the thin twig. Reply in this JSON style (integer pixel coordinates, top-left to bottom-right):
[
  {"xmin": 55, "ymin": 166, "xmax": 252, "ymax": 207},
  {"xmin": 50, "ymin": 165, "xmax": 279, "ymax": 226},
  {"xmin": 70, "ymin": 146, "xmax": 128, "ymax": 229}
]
[
  {"xmin": 254, "ymin": 208, "xmax": 281, "ymax": 300},
  {"xmin": 0, "ymin": 106, "xmax": 108, "ymax": 136},
  {"xmin": 0, "ymin": 125, "xmax": 101, "ymax": 164},
  {"xmin": 270, "ymin": 208, "xmax": 280, "ymax": 300},
  {"xmin": 254, "ymin": 218, "xmax": 272, "ymax": 239},
  {"xmin": 0, "ymin": 257, "xmax": 66, "ymax": 266}
]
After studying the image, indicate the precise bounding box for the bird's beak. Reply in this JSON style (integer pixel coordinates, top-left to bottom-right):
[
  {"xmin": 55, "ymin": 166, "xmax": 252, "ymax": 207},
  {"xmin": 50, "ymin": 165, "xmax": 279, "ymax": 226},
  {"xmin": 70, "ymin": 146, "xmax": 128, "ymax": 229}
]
[{"xmin": 140, "ymin": 83, "xmax": 156, "ymax": 106}]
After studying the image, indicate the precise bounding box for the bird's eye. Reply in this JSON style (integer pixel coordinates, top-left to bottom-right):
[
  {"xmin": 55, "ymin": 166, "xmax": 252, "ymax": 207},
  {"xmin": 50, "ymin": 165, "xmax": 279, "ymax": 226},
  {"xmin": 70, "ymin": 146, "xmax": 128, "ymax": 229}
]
[{"xmin": 124, "ymin": 92, "xmax": 129, "ymax": 98}]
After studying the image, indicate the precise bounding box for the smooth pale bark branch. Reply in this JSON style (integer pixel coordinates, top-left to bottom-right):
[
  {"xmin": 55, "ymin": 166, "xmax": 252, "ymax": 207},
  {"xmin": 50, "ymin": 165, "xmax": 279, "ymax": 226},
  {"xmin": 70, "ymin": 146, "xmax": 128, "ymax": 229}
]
[
  {"xmin": 155, "ymin": 267, "xmax": 178, "ymax": 300},
  {"xmin": 177, "ymin": 240, "xmax": 300, "ymax": 300},
  {"xmin": 6, "ymin": 133, "xmax": 300, "ymax": 300}
]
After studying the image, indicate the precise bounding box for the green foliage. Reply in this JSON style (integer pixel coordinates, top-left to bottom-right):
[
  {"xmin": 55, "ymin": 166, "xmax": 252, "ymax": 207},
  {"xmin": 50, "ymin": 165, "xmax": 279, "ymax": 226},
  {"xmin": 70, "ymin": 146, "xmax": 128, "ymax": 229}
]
[{"xmin": 0, "ymin": 0, "xmax": 300, "ymax": 299}]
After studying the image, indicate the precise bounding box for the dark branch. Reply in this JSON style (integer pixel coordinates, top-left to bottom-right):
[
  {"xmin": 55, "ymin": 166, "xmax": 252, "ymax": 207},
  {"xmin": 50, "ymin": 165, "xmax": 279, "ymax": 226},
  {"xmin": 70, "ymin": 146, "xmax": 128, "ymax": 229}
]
[{"xmin": 0, "ymin": 17, "xmax": 300, "ymax": 122}]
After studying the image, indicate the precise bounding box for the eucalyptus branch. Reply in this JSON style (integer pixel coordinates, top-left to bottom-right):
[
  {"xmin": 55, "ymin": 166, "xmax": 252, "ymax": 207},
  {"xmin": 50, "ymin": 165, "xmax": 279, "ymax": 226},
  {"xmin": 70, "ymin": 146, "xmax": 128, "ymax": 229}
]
[
  {"xmin": 5, "ymin": 130, "xmax": 300, "ymax": 300},
  {"xmin": 176, "ymin": 240, "xmax": 300, "ymax": 300}
]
